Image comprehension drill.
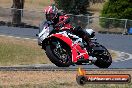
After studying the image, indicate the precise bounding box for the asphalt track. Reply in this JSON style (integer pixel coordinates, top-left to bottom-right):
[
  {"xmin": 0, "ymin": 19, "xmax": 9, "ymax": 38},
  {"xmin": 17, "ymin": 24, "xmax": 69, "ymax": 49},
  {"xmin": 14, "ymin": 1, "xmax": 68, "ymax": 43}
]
[{"xmin": 0, "ymin": 26, "xmax": 132, "ymax": 69}]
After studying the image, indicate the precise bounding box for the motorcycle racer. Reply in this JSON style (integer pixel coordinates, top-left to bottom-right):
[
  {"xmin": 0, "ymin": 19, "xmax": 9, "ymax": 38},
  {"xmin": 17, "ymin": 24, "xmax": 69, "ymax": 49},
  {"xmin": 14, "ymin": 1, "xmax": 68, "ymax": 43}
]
[
  {"xmin": 44, "ymin": 5, "xmax": 95, "ymax": 46},
  {"xmin": 43, "ymin": 5, "xmax": 97, "ymax": 63},
  {"xmin": 44, "ymin": 4, "xmax": 72, "ymax": 30}
]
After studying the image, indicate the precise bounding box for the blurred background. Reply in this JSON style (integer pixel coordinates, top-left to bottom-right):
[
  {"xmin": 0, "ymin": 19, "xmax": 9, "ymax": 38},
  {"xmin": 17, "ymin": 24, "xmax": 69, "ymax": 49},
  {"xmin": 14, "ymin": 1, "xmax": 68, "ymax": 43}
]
[{"xmin": 0, "ymin": 0, "xmax": 132, "ymax": 34}]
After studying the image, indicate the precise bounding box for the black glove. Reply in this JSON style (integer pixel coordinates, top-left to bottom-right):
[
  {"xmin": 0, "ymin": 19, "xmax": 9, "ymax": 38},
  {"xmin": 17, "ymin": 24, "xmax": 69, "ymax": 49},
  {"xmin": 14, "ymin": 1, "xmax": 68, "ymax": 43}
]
[{"xmin": 55, "ymin": 23, "xmax": 63, "ymax": 28}]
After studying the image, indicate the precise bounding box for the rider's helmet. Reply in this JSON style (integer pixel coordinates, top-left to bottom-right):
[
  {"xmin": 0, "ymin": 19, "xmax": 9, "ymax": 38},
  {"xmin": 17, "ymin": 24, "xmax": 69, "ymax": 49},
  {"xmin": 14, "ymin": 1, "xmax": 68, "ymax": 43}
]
[{"xmin": 44, "ymin": 4, "xmax": 58, "ymax": 21}]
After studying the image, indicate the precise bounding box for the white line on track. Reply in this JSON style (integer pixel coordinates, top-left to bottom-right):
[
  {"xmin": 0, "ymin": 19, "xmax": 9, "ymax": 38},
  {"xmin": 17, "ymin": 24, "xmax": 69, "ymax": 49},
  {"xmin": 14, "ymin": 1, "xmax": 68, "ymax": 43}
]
[{"xmin": 0, "ymin": 34, "xmax": 37, "ymax": 41}]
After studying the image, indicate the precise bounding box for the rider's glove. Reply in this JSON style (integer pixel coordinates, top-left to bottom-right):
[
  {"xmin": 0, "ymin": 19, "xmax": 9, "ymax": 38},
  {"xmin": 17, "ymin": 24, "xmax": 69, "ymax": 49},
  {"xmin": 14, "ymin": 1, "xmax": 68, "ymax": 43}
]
[{"xmin": 55, "ymin": 23, "xmax": 63, "ymax": 28}]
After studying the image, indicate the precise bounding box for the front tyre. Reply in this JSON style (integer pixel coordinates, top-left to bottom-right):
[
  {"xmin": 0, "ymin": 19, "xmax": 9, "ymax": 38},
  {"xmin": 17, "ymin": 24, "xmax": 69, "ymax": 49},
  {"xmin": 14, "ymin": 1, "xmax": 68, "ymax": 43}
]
[
  {"xmin": 45, "ymin": 39, "xmax": 72, "ymax": 67},
  {"xmin": 93, "ymin": 45, "xmax": 112, "ymax": 68}
]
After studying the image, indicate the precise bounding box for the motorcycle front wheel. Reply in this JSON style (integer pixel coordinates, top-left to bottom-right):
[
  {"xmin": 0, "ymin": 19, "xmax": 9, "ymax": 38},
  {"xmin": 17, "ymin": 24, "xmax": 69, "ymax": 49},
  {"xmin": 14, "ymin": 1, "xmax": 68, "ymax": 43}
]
[
  {"xmin": 45, "ymin": 39, "xmax": 72, "ymax": 67},
  {"xmin": 93, "ymin": 45, "xmax": 112, "ymax": 68}
]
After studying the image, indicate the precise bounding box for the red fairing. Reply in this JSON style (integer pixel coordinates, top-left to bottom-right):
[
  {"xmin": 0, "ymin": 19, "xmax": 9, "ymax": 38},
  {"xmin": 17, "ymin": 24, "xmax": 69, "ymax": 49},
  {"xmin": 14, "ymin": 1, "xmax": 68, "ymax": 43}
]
[
  {"xmin": 72, "ymin": 44, "xmax": 89, "ymax": 62},
  {"xmin": 50, "ymin": 33, "xmax": 89, "ymax": 63}
]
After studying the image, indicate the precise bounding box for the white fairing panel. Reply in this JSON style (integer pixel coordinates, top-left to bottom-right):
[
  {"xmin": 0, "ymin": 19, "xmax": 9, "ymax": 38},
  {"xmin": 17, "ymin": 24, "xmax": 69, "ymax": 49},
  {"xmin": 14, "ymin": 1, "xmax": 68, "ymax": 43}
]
[
  {"xmin": 85, "ymin": 29, "xmax": 94, "ymax": 35},
  {"xmin": 38, "ymin": 24, "xmax": 53, "ymax": 45}
]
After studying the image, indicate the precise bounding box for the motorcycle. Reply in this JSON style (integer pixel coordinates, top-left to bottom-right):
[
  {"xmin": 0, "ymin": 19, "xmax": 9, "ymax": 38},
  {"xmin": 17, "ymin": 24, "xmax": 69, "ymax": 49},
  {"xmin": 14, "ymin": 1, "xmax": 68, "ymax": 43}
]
[{"xmin": 37, "ymin": 21, "xmax": 112, "ymax": 68}]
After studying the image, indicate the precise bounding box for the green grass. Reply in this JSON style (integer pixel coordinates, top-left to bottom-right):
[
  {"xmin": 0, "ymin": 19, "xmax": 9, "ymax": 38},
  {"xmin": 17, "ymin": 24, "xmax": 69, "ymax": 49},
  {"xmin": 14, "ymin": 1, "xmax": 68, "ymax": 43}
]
[
  {"xmin": 0, "ymin": 43, "xmax": 43, "ymax": 65},
  {"xmin": 0, "ymin": 36, "xmax": 50, "ymax": 66}
]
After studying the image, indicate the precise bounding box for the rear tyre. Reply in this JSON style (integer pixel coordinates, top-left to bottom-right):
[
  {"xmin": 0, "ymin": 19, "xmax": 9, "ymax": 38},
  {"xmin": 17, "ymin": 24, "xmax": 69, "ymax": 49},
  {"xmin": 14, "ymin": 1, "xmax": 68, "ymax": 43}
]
[{"xmin": 45, "ymin": 39, "xmax": 72, "ymax": 67}]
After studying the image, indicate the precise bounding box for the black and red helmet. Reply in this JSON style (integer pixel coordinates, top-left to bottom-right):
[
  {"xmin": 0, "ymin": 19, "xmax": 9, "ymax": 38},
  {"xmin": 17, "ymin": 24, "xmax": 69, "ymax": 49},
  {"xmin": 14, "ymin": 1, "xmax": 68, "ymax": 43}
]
[{"xmin": 44, "ymin": 5, "xmax": 58, "ymax": 21}]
